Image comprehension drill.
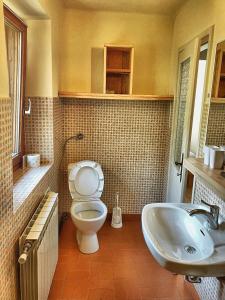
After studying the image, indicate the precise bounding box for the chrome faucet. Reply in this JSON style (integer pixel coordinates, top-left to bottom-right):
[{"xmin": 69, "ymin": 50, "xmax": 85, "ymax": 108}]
[{"xmin": 189, "ymin": 200, "xmax": 220, "ymax": 230}]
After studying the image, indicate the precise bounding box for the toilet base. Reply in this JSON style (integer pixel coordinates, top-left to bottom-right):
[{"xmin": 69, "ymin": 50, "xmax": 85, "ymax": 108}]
[{"xmin": 76, "ymin": 230, "xmax": 99, "ymax": 254}]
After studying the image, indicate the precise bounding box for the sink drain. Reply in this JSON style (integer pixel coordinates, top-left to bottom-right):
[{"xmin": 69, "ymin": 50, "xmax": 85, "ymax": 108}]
[{"xmin": 184, "ymin": 245, "xmax": 197, "ymax": 254}]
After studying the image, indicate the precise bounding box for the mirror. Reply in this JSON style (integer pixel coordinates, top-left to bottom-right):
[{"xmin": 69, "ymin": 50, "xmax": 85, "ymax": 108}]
[
  {"xmin": 206, "ymin": 40, "xmax": 225, "ymax": 147},
  {"xmin": 174, "ymin": 35, "xmax": 210, "ymax": 165},
  {"xmin": 184, "ymin": 36, "xmax": 210, "ymax": 204}
]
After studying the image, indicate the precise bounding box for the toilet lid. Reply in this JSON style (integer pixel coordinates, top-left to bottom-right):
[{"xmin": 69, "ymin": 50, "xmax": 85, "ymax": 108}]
[{"xmin": 68, "ymin": 161, "xmax": 104, "ymax": 200}]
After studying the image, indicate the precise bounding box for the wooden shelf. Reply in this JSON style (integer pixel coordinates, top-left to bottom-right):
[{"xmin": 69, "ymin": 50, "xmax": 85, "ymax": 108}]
[
  {"xmin": 104, "ymin": 45, "xmax": 134, "ymax": 94},
  {"xmin": 212, "ymin": 46, "xmax": 225, "ymax": 97},
  {"xmin": 58, "ymin": 92, "xmax": 174, "ymax": 101},
  {"xmin": 184, "ymin": 157, "xmax": 225, "ymax": 198},
  {"xmin": 211, "ymin": 98, "xmax": 225, "ymax": 103},
  {"xmin": 106, "ymin": 68, "xmax": 131, "ymax": 74}
]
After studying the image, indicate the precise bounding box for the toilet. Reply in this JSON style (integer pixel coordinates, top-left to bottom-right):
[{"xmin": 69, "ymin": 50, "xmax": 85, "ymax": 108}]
[{"xmin": 68, "ymin": 160, "xmax": 107, "ymax": 254}]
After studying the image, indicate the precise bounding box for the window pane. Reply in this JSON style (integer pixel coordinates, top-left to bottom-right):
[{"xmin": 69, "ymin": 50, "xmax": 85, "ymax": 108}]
[{"xmin": 5, "ymin": 22, "xmax": 22, "ymax": 156}]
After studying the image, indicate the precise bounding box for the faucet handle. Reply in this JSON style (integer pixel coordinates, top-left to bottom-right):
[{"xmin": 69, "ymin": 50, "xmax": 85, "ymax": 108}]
[
  {"xmin": 201, "ymin": 199, "xmax": 212, "ymax": 207},
  {"xmin": 201, "ymin": 199, "xmax": 219, "ymax": 214}
]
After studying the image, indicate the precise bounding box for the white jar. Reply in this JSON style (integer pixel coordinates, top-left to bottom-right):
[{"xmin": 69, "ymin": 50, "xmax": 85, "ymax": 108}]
[
  {"xmin": 26, "ymin": 154, "xmax": 41, "ymax": 168},
  {"xmin": 209, "ymin": 147, "xmax": 224, "ymax": 169},
  {"xmin": 220, "ymin": 146, "xmax": 225, "ymax": 164}
]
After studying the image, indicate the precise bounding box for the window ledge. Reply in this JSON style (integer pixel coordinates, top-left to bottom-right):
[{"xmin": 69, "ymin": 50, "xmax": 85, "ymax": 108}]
[{"xmin": 13, "ymin": 164, "xmax": 53, "ymax": 213}]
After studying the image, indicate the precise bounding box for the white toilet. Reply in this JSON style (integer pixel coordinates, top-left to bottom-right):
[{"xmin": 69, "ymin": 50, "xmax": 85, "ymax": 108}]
[{"xmin": 68, "ymin": 160, "xmax": 107, "ymax": 254}]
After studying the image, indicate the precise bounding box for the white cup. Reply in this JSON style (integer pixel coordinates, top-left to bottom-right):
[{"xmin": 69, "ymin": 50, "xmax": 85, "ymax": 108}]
[
  {"xmin": 26, "ymin": 154, "xmax": 41, "ymax": 168},
  {"xmin": 209, "ymin": 147, "xmax": 224, "ymax": 169}
]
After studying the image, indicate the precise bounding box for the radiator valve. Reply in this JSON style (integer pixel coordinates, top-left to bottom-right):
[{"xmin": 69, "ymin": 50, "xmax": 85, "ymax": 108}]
[{"xmin": 18, "ymin": 241, "xmax": 33, "ymax": 264}]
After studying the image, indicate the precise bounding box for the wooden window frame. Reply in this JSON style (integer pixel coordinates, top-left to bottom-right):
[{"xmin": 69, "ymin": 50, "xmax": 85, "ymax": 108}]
[{"xmin": 4, "ymin": 5, "xmax": 27, "ymax": 171}]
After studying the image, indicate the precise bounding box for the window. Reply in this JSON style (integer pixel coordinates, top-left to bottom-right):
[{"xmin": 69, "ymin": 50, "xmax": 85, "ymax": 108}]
[{"xmin": 4, "ymin": 6, "xmax": 27, "ymax": 171}]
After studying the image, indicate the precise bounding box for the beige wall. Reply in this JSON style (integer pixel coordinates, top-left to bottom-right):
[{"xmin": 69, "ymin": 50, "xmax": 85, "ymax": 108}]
[
  {"xmin": 26, "ymin": 20, "xmax": 53, "ymax": 97},
  {"xmin": 26, "ymin": 0, "xmax": 63, "ymax": 97},
  {"xmin": 0, "ymin": 0, "xmax": 9, "ymax": 97},
  {"xmin": 40, "ymin": 0, "xmax": 62, "ymax": 97},
  {"xmin": 59, "ymin": 9, "xmax": 174, "ymax": 95}
]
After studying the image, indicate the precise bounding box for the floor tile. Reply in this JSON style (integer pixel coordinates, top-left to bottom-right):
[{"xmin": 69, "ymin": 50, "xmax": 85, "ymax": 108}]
[
  {"xmin": 48, "ymin": 279, "xmax": 63, "ymax": 300},
  {"xmin": 90, "ymin": 261, "xmax": 115, "ymax": 280},
  {"xmin": 87, "ymin": 288, "xmax": 115, "ymax": 300},
  {"xmin": 53, "ymin": 263, "xmax": 69, "ymax": 281},
  {"xmin": 114, "ymin": 278, "xmax": 141, "ymax": 300},
  {"xmin": 48, "ymin": 218, "xmax": 199, "ymax": 300}
]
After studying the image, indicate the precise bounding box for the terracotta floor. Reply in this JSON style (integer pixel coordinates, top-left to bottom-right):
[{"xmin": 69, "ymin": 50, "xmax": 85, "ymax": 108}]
[{"xmin": 48, "ymin": 217, "xmax": 199, "ymax": 300}]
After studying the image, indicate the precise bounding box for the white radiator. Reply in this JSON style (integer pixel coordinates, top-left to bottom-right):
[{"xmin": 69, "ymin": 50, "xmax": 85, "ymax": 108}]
[{"xmin": 19, "ymin": 191, "xmax": 58, "ymax": 300}]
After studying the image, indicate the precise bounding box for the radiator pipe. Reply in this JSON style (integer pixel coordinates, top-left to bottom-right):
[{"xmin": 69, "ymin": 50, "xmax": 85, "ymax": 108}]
[{"xmin": 18, "ymin": 241, "xmax": 33, "ymax": 264}]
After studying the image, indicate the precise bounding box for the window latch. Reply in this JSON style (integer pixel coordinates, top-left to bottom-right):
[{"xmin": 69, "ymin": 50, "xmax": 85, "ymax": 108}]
[{"xmin": 24, "ymin": 98, "xmax": 31, "ymax": 115}]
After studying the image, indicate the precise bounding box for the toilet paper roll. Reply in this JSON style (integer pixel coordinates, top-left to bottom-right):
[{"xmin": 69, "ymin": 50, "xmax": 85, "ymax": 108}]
[
  {"xmin": 209, "ymin": 148, "xmax": 224, "ymax": 169},
  {"xmin": 27, "ymin": 154, "xmax": 40, "ymax": 168}
]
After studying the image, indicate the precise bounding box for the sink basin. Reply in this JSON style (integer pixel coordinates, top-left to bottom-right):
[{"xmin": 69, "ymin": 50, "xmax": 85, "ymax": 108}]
[{"xmin": 142, "ymin": 203, "xmax": 225, "ymax": 277}]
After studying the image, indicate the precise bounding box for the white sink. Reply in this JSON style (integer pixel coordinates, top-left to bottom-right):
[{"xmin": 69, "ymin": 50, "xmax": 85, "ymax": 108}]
[{"xmin": 142, "ymin": 203, "xmax": 225, "ymax": 277}]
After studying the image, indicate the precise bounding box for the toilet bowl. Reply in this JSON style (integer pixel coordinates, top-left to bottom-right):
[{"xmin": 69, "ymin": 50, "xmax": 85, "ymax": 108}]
[
  {"xmin": 71, "ymin": 201, "xmax": 107, "ymax": 253},
  {"xmin": 68, "ymin": 160, "xmax": 107, "ymax": 254}
]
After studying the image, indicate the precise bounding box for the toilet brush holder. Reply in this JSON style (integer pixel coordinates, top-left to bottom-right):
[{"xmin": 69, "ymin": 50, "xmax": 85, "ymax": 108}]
[{"xmin": 111, "ymin": 193, "xmax": 122, "ymax": 228}]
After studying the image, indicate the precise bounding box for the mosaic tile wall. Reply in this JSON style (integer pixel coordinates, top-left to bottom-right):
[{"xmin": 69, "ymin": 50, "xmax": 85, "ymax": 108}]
[
  {"xmin": 24, "ymin": 96, "xmax": 64, "ymax": 205},
  {"xmin": 162, "ymin": 102, "xmax": 174, "ymax": 200},
  {"xmin": 198, "ymin": 100, "xmax": 211, "ymax": 157},
  {"xmin": 0, "ymin": 98, "xmax": 13, "ymax": 299},
  {"xmin": 0, "ymin": 97, "xmax": 63, "ymax": 299},
  {"xmin": 24, "ymin": 97, "xmax": 54, "ymax": 163},
  {"xmin": 23, "ymin": 97, "xmax": 63, "ymax": 210},
  {"xmin": 193, "ymin": 177, "xmax": 225, "ymax": 300},
  {"xmin": 61, "ymin": 98, "xmax": 173, "ymax": 213},
  {"xmin": 53, "ymin": 98, "xmax": 64, "ymax": 171},
  {"xmin": 206, "ymin": 103, "xmax": 225, "ymax": 146},
  {"xmin": 53, "ymin": 98, "xmax": 64, "ymax": 214}
]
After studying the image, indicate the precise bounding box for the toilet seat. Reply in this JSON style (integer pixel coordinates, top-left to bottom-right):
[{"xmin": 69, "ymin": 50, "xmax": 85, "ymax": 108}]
[{"xmin": 68, "ymin": 161, "xmax": 104, "ymax": 201}]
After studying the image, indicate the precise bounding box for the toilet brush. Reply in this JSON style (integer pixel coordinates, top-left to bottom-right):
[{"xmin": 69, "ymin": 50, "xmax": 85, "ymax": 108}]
[{"xmin": 111, "ymin": 192, "xmax": 122, "ymax": 228}]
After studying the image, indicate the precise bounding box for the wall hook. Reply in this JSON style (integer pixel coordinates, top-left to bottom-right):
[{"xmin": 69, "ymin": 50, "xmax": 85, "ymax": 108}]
[{"xmin": 24, "ymin": 98, "xmax": 31, "ymax": 115}]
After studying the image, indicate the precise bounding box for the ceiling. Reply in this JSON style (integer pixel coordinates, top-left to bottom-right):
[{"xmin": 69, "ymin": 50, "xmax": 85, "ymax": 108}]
[
  {"xmin": 4, "ymin": 0, "xmax": 48, "ymax": 19},
  {"xmin": 63, "ymin": 0, "xmax": 188, "ymax": 15}
]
